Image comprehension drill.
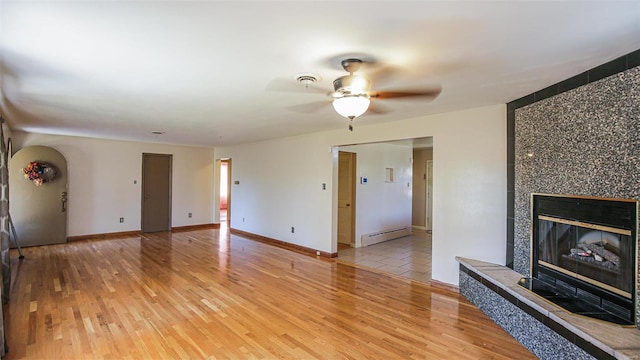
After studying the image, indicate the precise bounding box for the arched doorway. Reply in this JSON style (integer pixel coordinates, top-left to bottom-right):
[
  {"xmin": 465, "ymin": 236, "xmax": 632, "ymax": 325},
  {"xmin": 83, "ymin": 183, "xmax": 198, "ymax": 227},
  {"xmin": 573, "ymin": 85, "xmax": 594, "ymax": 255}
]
[{"xmin": 10, "ymin": 146, "xmax": 68, "ymax": 246}]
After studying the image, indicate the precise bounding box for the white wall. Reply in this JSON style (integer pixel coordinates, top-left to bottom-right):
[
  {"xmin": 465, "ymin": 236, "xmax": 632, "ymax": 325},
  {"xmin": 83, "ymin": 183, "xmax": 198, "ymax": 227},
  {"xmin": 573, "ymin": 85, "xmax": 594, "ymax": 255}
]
[
  {"xmin": 216, "ymin": 104, "xmax": 507, "ymax": 285},
  {"xmin": 339, "ymin": 143, "xmax": 413, "ymax": 247},
  {"xmin": 12, "ymin": 132, "xmax": 214, "ymax": 236},
  {"xmin": 9, "ymin": 103, "xmax": 505, "ymax": 285},
  {"xmin": 219, "ymin": 134, "xmax": 334, "ymax": 251}
]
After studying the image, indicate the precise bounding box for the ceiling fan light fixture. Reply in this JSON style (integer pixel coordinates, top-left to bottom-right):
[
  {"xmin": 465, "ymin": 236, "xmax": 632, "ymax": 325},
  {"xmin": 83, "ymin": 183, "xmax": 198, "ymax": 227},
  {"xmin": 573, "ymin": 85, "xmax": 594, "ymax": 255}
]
[
  {"xmin": 332, "ymin": 95, "xmax": 371, "ymax": 119},
  {"xmin": 333, "ymin": 75, "xmax": 370, "ymax": 95}
]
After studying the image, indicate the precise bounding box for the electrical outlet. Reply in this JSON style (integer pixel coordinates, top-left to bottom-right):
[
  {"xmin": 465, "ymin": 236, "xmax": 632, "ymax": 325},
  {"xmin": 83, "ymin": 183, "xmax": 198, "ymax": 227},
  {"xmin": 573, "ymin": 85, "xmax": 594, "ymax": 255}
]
[
  {"xmin": 322, "ymin": 183, "xmax": 326, "ymax": 190},
  {"xmin": 291, "ymin": 226, "xmax": 295, "ymax": 233},
  {"xmin": 119, "ymin": 217, "xmax": 124, "ymax": 223},
  {"xmin": 188, "ymin": 212, "xmax": 192, "ymax": 218}
]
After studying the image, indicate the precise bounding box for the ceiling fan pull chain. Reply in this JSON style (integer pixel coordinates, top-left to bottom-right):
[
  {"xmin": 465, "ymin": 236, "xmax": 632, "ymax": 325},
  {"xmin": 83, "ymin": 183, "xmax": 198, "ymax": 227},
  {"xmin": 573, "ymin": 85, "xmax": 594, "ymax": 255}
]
[{"xmin": 349, "ymin": 119, "xmax": 354, "ymax": 131}]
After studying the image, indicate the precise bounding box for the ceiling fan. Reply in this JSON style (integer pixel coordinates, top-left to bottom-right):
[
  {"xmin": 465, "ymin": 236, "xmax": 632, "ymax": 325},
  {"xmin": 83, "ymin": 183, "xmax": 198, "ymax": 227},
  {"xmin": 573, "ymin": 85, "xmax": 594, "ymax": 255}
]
[{"xmin": 270, "ymin": 58, "xmax": 441, "ymax": 131}]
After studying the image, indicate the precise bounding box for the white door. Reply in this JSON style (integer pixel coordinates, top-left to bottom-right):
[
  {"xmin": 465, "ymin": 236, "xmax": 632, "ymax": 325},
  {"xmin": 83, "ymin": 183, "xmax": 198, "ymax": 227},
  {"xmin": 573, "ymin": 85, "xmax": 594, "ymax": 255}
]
[{"xmin": 10, "ymin": 146, "xmax": 68, "ymax": 246}]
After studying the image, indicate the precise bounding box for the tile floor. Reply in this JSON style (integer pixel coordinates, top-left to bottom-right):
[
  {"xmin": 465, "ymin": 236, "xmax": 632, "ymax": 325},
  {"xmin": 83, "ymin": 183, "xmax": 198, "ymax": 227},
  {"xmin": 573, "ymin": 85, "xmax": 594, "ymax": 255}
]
[{"xmin": 336, "ymin": 229, "xmax": 432, "ymax": 283}]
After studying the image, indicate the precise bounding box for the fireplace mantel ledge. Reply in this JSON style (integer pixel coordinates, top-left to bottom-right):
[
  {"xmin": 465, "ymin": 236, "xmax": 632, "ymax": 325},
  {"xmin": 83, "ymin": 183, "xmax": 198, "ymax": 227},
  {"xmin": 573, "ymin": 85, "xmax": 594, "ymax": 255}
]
[{"xmin": 456, "ymin": 256, "xmax": 640, "ymax": 360}]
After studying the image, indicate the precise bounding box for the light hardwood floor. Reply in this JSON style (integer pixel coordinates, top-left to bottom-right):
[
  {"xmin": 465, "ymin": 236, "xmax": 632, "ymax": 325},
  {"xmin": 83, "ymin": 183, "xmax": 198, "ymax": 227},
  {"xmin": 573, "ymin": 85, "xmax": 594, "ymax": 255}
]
[{"xmin": 3, "ymin": 227, "xmax": 535, "ymax": 359}]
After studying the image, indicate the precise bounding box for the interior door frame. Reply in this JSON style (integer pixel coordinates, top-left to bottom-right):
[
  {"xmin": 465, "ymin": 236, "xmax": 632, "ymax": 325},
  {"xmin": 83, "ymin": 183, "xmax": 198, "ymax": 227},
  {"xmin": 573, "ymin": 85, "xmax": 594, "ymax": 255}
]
[
  {"xmin": 425, "ymin": 159, "xmax": 433, "ymax": 231},
  {"xmin": 141, "ymin": 153, "xmax": 173, "ymax": 233},
  {"xmin": 221, "ymin": 158, "xmax": 231, "ymax": 224}
]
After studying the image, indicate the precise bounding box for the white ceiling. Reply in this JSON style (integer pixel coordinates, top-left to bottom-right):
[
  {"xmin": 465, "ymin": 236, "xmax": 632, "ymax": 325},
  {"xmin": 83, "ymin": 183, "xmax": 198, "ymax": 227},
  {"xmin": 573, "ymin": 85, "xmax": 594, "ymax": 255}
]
[{"xmin": 1, "ymin": 1, "xmax": 639, "ymax": 147}]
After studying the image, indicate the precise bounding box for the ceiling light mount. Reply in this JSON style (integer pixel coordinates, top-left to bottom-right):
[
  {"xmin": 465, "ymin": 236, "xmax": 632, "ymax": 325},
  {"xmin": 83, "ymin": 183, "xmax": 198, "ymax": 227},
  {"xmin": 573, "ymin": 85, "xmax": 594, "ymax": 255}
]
[{"xmin": 341, "ymin": 58, "xmax": 363, "ymax": 74}]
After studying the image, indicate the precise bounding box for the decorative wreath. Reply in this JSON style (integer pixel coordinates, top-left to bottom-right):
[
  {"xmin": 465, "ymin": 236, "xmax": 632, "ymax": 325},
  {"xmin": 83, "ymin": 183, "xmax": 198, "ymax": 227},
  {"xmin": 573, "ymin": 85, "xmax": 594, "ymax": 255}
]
[{"xmin": 22, "ymin": 161, "xmax": 57, "ymax": 186}]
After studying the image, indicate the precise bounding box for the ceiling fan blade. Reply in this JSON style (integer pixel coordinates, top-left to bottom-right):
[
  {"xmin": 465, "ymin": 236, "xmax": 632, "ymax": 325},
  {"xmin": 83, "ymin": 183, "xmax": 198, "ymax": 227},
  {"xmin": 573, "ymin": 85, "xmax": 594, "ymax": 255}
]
[
  {"xmin": 369, "ymin": 87, "xmax": 442, "ymax": 100},
  {"xmin": 286, "ymin": 100, "xmax": 330, "ymax": 114},
  {"xmin": 266, "ymin": 78, "xmax": 328, "ymax": 94},
  {"xmin": 367, "ymin": 102, "xmax": 389, "ymax": 114},
  {"xmin": 366, "ymin": 64, "xmax": 401, "ymax": 86}
]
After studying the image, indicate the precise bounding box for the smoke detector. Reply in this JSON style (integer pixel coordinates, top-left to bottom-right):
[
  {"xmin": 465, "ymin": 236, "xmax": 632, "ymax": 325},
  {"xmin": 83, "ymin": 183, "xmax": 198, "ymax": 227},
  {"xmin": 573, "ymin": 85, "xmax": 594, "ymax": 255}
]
[{"xmin": 295, "ymin": 73, "xmax": 321, "ymax": 88}]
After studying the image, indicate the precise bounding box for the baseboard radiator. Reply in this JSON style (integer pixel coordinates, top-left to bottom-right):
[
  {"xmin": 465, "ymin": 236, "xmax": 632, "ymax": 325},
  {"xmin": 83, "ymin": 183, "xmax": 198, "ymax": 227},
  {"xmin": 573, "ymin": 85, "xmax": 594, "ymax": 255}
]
[{"xmin": 361, "ymin": 226, "xmax": 412, "ymax": 247}]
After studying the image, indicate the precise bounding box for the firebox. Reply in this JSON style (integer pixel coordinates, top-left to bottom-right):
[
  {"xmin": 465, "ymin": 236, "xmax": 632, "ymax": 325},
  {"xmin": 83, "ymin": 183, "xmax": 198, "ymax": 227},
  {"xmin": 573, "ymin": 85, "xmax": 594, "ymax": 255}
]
[{"xmin": 522, "ymin": 194, "xmax": 637, "ymax": 325}]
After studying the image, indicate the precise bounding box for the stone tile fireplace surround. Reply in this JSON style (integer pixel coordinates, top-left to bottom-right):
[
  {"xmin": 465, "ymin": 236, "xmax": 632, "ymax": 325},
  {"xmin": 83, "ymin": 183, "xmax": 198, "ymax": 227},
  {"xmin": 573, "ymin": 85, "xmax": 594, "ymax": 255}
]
[
  {"xmin": 458, "ymin": 257, "xmax": 640, "ymax": 359},
  {"xmin": 513, "ymin": 55, "xmax": 640, "ymax": 328},
  {"xmin": 459, "ymin": 49, "xmax": 640, "ymax": 359}
]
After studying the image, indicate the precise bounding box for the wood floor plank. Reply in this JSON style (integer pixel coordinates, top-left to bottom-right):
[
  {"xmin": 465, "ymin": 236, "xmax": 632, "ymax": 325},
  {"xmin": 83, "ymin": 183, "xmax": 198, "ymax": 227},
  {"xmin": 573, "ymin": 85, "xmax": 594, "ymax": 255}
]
[{"xmin": 3, "ymin": 229, "xmax": 536, "ymax": 359}]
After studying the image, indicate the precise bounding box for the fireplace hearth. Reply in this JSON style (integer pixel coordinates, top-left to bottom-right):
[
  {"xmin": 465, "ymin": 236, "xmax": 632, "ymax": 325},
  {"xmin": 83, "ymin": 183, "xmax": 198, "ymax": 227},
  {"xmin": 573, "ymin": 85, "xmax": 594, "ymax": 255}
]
[{"xmin": 522, "ymin": 194, "xmax": 638, "ymax": 325}]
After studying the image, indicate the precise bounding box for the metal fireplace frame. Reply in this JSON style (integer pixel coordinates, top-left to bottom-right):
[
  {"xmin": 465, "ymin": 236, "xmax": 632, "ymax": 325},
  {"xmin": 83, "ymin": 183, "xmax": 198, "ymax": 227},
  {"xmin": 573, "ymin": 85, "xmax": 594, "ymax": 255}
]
[{"xmin": 529, "ymin": 193, "xmax": 638, "ymax": 325}]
